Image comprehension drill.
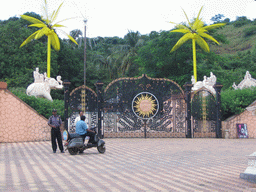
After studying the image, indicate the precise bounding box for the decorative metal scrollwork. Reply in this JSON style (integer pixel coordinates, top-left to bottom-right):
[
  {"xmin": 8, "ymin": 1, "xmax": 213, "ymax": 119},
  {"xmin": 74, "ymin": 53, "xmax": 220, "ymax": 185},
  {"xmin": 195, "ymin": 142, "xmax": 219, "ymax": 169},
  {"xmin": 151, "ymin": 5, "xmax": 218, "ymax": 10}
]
[
  {"xmin": 68, "ymin": 85, "xmax": 98, "ymax": 133},
  {"xmin": 192, "ymin": 89, "xmax": 217, "ymax": 135},
  {"xmin": 103, "ymin": 74, "xmax": 186, "ymax": 135}
]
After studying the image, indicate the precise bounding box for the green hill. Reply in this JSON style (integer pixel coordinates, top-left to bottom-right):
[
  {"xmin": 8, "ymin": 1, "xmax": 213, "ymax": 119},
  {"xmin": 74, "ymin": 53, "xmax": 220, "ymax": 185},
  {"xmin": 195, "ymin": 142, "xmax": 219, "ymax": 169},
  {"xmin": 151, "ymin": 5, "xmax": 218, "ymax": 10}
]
[{"xmin": 210, "ymin": 21, "xmax": 256, "ymax": 56}]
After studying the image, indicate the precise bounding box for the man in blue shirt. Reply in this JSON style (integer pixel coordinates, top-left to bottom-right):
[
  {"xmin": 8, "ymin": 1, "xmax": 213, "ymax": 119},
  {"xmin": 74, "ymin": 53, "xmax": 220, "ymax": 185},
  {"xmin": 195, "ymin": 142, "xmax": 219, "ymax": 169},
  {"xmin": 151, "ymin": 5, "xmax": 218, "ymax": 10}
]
[{"xmin": 76, "ymin": 115, "xmax": 96, "ymax": 144}]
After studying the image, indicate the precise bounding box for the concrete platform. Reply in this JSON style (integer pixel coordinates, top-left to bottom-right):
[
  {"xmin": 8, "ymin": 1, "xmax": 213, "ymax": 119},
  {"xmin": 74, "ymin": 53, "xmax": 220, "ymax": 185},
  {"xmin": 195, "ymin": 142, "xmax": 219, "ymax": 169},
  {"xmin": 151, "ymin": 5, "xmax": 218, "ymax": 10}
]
[{"xmin": 1, "ymin": 138, "xmax": 256, "ymax": 191}]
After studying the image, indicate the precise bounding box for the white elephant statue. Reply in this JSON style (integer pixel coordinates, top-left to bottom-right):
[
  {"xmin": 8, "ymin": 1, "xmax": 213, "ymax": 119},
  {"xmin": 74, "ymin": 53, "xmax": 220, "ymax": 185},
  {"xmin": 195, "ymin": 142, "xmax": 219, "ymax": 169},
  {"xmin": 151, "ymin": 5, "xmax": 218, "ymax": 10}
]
[{"xmin": 26, "ymin": 68, "xmax": 63, "ymax": 101}]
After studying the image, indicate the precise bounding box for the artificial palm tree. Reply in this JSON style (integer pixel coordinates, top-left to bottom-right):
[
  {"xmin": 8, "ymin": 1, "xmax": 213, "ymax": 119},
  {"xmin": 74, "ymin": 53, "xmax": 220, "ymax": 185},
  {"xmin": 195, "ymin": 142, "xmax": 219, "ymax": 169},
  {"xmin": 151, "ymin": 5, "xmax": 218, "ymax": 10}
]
[
  {"xmin": 170, "ymin": 6, "xmax": 225, "ymax": 82},
  {"xmin": 20, "ymin": 0, "xmax": 78, "ymax": 77}
]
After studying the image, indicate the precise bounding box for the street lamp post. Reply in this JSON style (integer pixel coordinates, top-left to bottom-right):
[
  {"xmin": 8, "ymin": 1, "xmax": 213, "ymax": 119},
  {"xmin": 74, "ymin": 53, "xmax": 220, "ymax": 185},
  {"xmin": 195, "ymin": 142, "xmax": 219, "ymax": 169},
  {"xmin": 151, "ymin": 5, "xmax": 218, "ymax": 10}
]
[
  {"xmin": 84, "ymin": 19, "xmax": 87, "ymax": 86},
  {"xmin": 63, "ymin": 80, "xmax": 71, "ymax": 131}
]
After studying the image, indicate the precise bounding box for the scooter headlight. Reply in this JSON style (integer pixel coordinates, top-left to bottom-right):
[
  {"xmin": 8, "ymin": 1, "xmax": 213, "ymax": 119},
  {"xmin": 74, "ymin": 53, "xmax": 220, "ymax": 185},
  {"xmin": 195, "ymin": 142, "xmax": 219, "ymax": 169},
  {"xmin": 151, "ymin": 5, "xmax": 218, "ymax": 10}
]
[{"xmin": 63, "ymin": 130, "xmax": 69, "ymax": 141}]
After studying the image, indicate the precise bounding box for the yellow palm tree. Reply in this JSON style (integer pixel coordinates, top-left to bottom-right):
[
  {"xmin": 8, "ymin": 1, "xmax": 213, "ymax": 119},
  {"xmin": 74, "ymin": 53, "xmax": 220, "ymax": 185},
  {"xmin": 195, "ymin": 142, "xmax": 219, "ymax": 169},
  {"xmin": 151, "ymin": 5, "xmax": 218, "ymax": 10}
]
[
  {"xmin": 170, "ymin": 6, "xmax": 225, "ymax": 82},
  {"xmin": 20, "ymin": 0, "xmax": 78, "ymax": 77}
]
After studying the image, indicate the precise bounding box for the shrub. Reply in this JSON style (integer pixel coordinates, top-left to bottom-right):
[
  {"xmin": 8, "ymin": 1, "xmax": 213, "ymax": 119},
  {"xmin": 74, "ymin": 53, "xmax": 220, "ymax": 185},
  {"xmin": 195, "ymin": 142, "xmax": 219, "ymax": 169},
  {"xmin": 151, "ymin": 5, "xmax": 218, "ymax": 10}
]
[
  {"xmin": 10, "ymin": 87, "xmax": 64, "ymax": 120},
  {"xmin": 214, "ymin": 34, "xmax": 229, "ymax": 44},
  {"xmin": 244, "ymin": 26, "xmax": 256, "ymax": 37},
  {"xmin": 223, "ymin": 18, "xmax": 230, "ymax": 24},
  {"xmin": 233, "ymin": 16, "xmax": 251, "ymax": 27},
  {"xmin": 221, "ymin": 87, "xmax": 256, "ymax": 120}
]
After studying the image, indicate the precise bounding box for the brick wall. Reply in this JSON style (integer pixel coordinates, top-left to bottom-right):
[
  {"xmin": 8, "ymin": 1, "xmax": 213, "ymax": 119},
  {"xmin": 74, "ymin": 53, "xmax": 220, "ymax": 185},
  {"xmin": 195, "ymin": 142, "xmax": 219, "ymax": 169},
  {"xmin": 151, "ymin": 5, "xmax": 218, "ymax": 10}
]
[
  {"xmin": 0, "ymin": 82, "xmax": 51, "ymax": 142},
  {"xmin": 222, "ymin": 102, "xmax": 256, "ymax": 139}
]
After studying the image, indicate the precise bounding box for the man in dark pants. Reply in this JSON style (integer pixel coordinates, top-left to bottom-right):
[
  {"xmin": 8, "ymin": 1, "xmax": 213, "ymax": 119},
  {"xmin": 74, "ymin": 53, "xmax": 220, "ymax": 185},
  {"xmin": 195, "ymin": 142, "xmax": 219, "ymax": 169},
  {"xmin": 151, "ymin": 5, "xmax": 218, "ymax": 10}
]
[{"xmin": 48, "ymin": 109, "xmax": 64, "ymax": 153}]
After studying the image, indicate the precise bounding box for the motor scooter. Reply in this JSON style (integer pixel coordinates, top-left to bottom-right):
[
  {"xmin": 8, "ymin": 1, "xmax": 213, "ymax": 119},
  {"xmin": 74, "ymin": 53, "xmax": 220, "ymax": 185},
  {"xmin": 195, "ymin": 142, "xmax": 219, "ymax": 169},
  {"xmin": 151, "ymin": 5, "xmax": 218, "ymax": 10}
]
[{"xmin": 63, "ymin": 127, "xmax": 106, "ymax": 155}]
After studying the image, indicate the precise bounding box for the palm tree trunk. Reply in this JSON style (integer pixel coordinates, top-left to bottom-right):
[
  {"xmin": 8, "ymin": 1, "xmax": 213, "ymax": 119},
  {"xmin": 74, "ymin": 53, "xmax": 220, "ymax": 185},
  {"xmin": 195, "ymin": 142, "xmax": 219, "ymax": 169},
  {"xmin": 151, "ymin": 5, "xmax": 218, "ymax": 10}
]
[
  {"xmin": 192, "ymin": 39, "xmax": 197, "ymax": 82},
  {"xmin": 47, "ymin": 36, "xmax": 51, "ymax": 78}
]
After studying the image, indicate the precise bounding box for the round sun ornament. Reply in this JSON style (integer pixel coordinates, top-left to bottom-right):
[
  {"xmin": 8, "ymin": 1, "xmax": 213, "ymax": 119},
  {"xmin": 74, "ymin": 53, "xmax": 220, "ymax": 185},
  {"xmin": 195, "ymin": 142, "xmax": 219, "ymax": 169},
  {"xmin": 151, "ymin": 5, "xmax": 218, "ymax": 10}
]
[{"xmin": 132, "ymin": 92, "xmax": 159, "ymax": 119}]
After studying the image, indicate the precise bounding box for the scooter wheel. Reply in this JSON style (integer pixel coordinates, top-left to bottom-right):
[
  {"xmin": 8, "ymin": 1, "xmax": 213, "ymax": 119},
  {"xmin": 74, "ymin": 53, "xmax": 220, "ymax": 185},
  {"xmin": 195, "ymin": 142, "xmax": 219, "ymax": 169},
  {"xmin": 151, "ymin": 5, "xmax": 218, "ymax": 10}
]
[
  {"xmin": 97, "ymin": 144, "xmax": 106, "ymax": 154},
  {"xmin": 68, "ymin": 148, "xmax": 78, "ymax": 155}
]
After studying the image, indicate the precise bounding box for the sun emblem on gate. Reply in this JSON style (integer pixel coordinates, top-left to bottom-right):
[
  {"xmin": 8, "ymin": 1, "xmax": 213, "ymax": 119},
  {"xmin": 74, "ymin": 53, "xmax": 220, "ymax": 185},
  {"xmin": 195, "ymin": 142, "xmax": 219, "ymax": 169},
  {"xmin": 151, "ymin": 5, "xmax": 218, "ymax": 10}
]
[{"xmin": 132, "ymin": 92, "xmax": 159, "ymax": 119}]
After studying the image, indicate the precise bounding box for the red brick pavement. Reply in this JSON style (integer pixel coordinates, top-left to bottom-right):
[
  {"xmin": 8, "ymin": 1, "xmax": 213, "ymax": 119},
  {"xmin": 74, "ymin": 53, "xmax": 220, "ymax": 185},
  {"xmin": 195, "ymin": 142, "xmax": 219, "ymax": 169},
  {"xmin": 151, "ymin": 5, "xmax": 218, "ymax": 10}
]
[{"xmin": 1, "ymin": 138, "xmax": 256, "ymax": 191}]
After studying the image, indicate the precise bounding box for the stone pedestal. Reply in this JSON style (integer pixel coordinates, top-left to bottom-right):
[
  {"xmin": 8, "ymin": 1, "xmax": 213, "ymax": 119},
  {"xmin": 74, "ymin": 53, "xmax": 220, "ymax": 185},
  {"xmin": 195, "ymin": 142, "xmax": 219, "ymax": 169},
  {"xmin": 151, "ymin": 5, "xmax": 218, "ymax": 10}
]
[{"xmin": 240, "ymin": 152, "xmax": 256, "ymax": 183}]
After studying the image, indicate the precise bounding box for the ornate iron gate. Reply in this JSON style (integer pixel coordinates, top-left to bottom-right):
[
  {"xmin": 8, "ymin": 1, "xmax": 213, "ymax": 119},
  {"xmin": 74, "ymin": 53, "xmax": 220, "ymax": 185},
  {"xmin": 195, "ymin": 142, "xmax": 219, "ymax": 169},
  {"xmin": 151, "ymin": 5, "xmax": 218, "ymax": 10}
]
[
  {"xmin": 68, "ymin": 85, "xmax": 98, "ymax": 133},
  {"xmin": 191, "ymin": 88, "xmax": 216, "ymax": 138},
  {"xmin": 63, "ymin": 79, "xmax": 222, "ymax": 138},
  {"xmin": 103, "ymin": 74, "xmax": 186, "ymax": 138}
]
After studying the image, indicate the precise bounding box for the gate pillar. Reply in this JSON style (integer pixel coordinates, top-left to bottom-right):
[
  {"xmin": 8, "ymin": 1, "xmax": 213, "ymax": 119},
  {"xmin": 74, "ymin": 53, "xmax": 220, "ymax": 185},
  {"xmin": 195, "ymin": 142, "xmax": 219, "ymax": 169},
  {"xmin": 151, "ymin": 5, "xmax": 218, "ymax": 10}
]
[
  {"xmin": 96, "ymin": 80, "xmax": 104, "ymax": 138},
  {"xmin": 63, "ymin": 80, "xmax": 71, "ymax": 131},
  {"xmin": 184, "ymin": 82, "xmax": 193, "ymax": 138},
  {"xmin": 214, "ymin": 82, "xmax": 223, "ymax": 138}
]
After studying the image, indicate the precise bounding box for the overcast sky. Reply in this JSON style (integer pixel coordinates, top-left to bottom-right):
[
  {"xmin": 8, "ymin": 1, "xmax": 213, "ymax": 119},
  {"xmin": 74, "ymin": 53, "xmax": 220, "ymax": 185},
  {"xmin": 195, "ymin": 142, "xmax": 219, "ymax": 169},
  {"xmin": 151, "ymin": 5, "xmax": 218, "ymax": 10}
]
[{"xmin": 1, "ymin": 0, "xmax": 256, "ymax": 38}]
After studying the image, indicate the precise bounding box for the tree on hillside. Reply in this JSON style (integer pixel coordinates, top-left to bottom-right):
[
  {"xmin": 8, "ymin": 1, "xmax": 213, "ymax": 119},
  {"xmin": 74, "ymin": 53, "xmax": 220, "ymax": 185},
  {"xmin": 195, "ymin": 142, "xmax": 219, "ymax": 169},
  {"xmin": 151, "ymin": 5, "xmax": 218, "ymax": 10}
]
[
  {"xmin": 70, "ymin": 29, "xmax": 83, "ymax": 40},
  {"xmin": 170, "ymin": 6, "xmax": 226, "ymax": 82},
  {"xmin": 211, "ymin": 14, "xmax": 225, "ymax": 23},
  {"xmin": 136, "ymin": 31, "xmax": 193, "ymax": 85},
  {"xmin": 233, "ymin": 16, "xmax": 251, "ymax": 27},
  {"xmin": 110, "ymin": 31, "xmax": 143, "ymax": 76},
  {"xmin": 86, "ymin": 36, "xmax": 124, "ymax": 80},
  {"xmin": 70, "ymin": 29, "xmax": 83, "ymax": 47},
  {"xmin": 92, "ymin": 53, "xmax": 118, "ymax": 79}
]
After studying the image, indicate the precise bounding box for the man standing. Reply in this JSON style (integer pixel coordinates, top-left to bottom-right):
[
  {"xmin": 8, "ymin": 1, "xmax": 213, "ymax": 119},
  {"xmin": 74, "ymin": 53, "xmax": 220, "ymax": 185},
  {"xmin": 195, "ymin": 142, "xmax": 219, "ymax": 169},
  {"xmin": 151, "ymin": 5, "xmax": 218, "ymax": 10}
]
[
  {"xmin": 76, "ymin": 115, "xmax": 96, "ymax": 144},
  {"xmin": 48, "ymin": 109, "xmax": 64, "ymax": 153}
]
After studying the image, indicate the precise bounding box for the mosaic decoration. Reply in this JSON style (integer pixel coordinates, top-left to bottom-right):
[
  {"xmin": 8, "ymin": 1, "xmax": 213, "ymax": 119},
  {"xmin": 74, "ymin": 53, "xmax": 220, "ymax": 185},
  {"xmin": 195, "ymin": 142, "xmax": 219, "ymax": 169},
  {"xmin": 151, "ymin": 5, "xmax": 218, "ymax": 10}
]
[{"xmin": 132, "ymin": 92, "xmax": 159, "ymax": 119}]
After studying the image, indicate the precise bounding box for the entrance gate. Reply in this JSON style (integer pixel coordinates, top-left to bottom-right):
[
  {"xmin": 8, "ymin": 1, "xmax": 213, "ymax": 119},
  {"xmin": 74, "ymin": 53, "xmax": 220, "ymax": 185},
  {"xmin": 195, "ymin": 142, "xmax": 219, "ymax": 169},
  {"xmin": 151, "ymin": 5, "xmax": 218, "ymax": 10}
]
[
  {"xmin": 191, "ymin": 89, "xmax": 217, "ymax": 138},
  {"xmin": 68, "ymin": 85, "xmax": 98, "ymax": 133},
  {"xmin": 103, "ymin": 74, "xmax": 186, "ymax": 138},
  {"xmin": 63, "ymin": 77, "xmax": 222, "ymax": 138}
]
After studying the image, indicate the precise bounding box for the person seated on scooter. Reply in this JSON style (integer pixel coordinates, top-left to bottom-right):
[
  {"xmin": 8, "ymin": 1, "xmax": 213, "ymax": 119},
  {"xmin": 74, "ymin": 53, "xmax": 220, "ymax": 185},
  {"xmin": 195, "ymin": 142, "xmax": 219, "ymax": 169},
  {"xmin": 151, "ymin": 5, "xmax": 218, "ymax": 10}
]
[
  {"xmin": 74, "ymin": 110, "xmax": 84, "ymax": 127},
  {"xmin": 75, "ymin": 115, "xmax": 96, "ymax": 144}
]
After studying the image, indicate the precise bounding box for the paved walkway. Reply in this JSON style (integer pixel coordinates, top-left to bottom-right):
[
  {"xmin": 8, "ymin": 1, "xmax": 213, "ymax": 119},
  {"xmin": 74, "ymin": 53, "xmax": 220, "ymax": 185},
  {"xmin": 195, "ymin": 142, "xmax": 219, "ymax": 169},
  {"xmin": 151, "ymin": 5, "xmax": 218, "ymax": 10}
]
[{"xmin": 1, "ymin": 138, "xmax": 256, "ymax": 191}]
